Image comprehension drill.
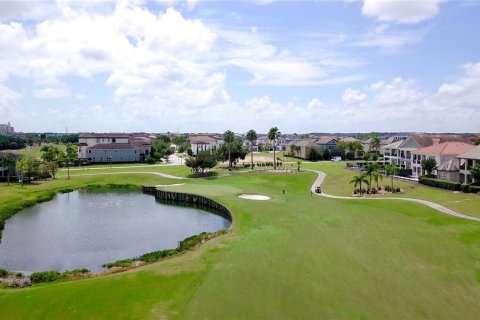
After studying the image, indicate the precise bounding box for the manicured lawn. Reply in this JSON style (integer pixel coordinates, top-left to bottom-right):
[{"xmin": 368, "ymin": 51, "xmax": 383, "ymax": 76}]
[
  {"xmin": 1, "ymin": 166, "xmax": 480, "ymax": 319},
  {"xmin": 303, "ymin": 161, "xmax": 480, "ymax": 218},
  {"xmin": 3, "ymin": 144, "xmax": 67, "ymax": 159}
]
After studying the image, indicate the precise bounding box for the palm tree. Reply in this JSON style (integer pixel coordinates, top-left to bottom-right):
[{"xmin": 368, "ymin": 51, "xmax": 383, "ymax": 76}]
[
  {"xmin": 371, "ymin": 136, "xmax": 381, "ymax": 152},
  {"xmin": 350, "ymin": 174, "xmax": 369, "ymax": 195},
  {"xmin": 1, "ymin": 156, "xmax": 16, "ymax": 186},
  {"xmin": 384, "ymin": 164, "xmax": 399, "ymax": 192},
  {"xmin": 268, "ymin": 127, "xmax": 280, "ymax": 170},
  {"xmin": 223, "ymin": 130, "xmax": 235, "ymax": 171},
  {"xmin": 364, "ymin": 162, "xmax": 379, "ymax": 191},
  {"xmin": 246, "ymin": 129, "xmax": 257, "ymax": 169}
]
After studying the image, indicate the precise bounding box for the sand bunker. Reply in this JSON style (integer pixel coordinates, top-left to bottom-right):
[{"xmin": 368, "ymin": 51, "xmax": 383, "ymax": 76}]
[{"xmin": 238, "ymin": 194, "xmax": 271, "ymax": 201}]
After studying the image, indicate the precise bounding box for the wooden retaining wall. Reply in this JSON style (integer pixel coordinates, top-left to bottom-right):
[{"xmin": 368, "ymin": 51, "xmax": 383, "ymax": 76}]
[{"xmin": 142, "ymin": 186, "xmax": 232, "ymax": 222}]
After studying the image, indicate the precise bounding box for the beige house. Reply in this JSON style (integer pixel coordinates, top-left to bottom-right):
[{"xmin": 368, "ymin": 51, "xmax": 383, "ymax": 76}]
[
  {"xmin": 289, "ymin": 136, "xmax": 337, "ymax": 159},
  {"xmin": 457, "ymin": 145, "xmax": 480, "ymax": 184},
  {"xmin": 411, "ymin": 142, "xmax": 474, "ymax": 179},
  {"xmin": 189, "ymin": 134, "xmax": 223, "ymax": 155}
]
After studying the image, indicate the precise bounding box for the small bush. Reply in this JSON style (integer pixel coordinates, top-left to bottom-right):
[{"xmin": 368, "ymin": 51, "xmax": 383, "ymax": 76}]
[
  {"xmin": 145, "ymin": 156, "xmax": 156, "ymax": 164},
  {"xmin": 15, "ymin": 272, "xmax": 23, "ymax": 278},
  {"xmin": 395, "ymin": 187, "xmax": 401, "ymax": 193},
  {"xmin": 0, "ymin": 268, "xmax": 8, "ymax": 277},
  {"xmin": 385, "ymin": 185, "xmax": 392, "ymax": 192},
  {"xmin": 469, "ymin": 185, "xmax": 480, "ymax": 194},
  {"xmin": 102, "ymin": 259, "xmax": 134, "ymax": 269},
  {"xmin": 139, "ymin": 249, "xmax": 178, "ymax": 263},
  {"xmin": 30, "ymin": 271, "xmax": 61, "ymax": 283},
  {"xmin": 461, "ymin": 184, "xmax": 470, "ymax": 193},
  {"xmin": 418, "ymin": 176, "xmax": 461, "ymax": 191}
]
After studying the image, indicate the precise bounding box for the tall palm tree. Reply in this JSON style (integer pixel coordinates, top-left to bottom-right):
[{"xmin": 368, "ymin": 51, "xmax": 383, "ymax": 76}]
[
  {"xmin": 350, "ymin": 174, "xmax": 369, "ymax": 195},
  {"xmin": 246, "ymin": 129, "xmax": 257, "ymax": 169},
  {"xmin": 223, "ymin": 130, "xmax": 235, "ymax": 171},
  {"xmin": 1, "ymin": 156, "xmax": 16, "ymax": 186},
  {"xmin": 385, "ymin": 164, "xmax": 399, "ymax": 192},
  {"xmin": 268, "ymin": 127, "xmax": 280, "ymax": 170},
  {"xmin": 364, "ymin": 162, "xmax": 379, "ymax": 191}
]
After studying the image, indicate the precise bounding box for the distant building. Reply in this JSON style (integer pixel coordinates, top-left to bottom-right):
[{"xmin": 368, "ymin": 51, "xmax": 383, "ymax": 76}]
[
  {"xmin": 188, "ymin": 134, "xmax": 224, "ymax": 155},
  {"xmin": 78, "ymin": 133, "xmax": 151, "ymax": 163},
  {"xmin": 0, "ymin": 122, "xmax": 15, "ymax": 135}
]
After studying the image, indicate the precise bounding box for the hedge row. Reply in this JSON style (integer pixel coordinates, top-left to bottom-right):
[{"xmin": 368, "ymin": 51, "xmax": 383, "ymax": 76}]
[
  {"xmin": 419, "ymin": 176, "xmax": 461, "ymax": 191},
  {"xmin": 461, "ymin": 184, "xmax": 480, "ymax": 194}
]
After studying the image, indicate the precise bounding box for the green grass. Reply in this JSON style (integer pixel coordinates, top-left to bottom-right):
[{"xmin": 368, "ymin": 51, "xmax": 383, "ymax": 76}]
[
  {"xmin": 3, "ymin": 144, "xmax": 67, "ymax": 159},
  {"xmin": 1, "ymin": 166, "xmax": 480, "ymax": 319},
  {"xmin": 303, "ymin": 161, "xmax": 480, "ymax": 218}
]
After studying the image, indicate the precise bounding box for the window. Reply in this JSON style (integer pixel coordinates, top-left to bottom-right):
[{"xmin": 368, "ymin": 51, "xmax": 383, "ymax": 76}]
[
  {"xmin": 112, "ymin": 138, "xmax": 116, "ymax": 143},
  {"xmin": 96, "ymin": 138, "xmax": 100, "ymax": 143},
  {"xmin": 88, "ymin": 150, "xmax": 91, "ymax": 154}
]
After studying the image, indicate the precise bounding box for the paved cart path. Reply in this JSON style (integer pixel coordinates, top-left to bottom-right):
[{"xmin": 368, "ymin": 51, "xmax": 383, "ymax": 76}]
[{"xmin": 307, "ymin": 169, "xmax": 480, "ymax": 222}]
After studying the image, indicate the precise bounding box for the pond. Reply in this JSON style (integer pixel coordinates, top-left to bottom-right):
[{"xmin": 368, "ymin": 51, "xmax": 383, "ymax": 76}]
[{"xmin": 0, "ymin": 189, "xmax": 231, "ymax": 273}]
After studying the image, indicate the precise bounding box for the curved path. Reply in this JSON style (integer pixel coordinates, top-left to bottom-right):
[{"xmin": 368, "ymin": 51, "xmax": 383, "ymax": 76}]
[{"xmin": 307, "ymin": 169, "xmax": 480, "ymax": 222}]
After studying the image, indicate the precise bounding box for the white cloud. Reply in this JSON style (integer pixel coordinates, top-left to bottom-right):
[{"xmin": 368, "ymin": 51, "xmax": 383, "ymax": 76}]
[
  {"xmin": 362, "ymin": 0, "xmax": 441, "ymax": 24},
  {"xmin": 342, "ymin": 88, "xmax": 366, "ymax": 105},
  {"xmin": 437, "ymin": 62, "xmax": 480, "ymax": 109},
  {"xmin": 35, "ymin": 86, "xmax": 70, "ymax": 98},
  {"xmin": 370, "ymin": 77, "xmax": 424, "ymax": 106},
  {"xmin": 308, "ymin": 98, "xmax": 325, "ymax": 108},
  {"xmin": 0, "ymin": 81, "xmax": 22, "ymax": 118}
]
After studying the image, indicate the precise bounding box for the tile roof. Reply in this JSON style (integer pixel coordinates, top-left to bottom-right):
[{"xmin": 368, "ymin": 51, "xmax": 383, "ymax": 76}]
[
  {"xmin": 412, "ymin": 142, "xmax": 474, "ymax": 156},
  {"xmin": 79, "ymin": 133, "xmax": 131, "ymax": 138},
  {"xmin": 410, "ymin": 134, "xmax": 469, "ymax": 148},
  {"xmin": 189, "ymin": 135, "xmax": 219, "ymax": 144},
  {"xmin": 457, "ymin": 145, "xmax": 480, "ymax": 160},
  {"xmin": 314, "ymin": 136, "xmax": 337, "ymax": 145}
]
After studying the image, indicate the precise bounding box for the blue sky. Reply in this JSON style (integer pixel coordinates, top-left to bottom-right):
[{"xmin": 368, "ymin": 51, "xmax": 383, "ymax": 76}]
[{"xmin": 0, "ymin": 0, "xmax": 479, "ymax": 133}]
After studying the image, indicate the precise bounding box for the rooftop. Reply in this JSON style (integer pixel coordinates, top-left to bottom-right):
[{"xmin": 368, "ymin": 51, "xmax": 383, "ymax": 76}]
[
  {"xmin": 457, "ymin": 145, "xmax": 480, "ymax": 160},
  {"xmin": 413, "ymin": 142, "xmax": 474, "ymax": 156}
]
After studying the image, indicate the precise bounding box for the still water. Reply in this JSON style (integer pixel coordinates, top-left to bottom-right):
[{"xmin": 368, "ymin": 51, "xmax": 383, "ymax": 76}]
[{"xmin": 0, "ymin": 189, "xmax": 230, "ymax": 273}]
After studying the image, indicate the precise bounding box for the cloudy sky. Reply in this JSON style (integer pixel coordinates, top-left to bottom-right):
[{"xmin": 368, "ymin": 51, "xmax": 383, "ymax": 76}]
[{"xmin": 1, "ymin": 0, "xmax": 479, "ymax": 133}]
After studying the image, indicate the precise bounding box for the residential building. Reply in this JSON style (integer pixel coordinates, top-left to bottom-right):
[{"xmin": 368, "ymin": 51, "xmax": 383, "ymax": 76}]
[
  {"xmin": 189, "ymin": 134, "xmax": 223, "ymax": 155},
  {"xmin": 384, "ymin": 134, "xmax": 470, "ymax": 173},
  {"xmin": 0, "ymin": 122, "xmax": 15, "ymax": 135},
  {"xmin": 78, "ymin": 133, "xmax": 151, "ymax": 163},
  {"xmin": 457, "ymin": 145, "xmax": 480, "ymax": 184},
  {"xmin": 287, "ymin": 136, "xmax": 337, "ymax": 159},
  {"xmin": 411, "ymin": 142, "xmax": 474, "ymax": 179}
]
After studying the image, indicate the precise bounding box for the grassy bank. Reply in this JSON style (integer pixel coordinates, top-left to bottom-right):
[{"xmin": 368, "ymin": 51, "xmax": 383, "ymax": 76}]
[
  {"xmin": 1, "ymin": 167, "xmax": 480, "ymax": 319},
  {"xmin": 304, "ymin": 161, "xmax": 480, "ymax": 218}
]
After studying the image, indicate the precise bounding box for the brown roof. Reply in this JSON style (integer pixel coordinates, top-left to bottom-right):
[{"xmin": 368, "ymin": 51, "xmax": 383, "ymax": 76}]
[
  {"xmin": 189, "ymin": 135, "xmax": 219, "ymax": 144},
  {"xmin": 457, "ymin": 145, "xmax": 480, "ymax": 160},
  {"xmin": 314, "ymin": 136, "xmax": 337, "ymax": 145},
  {"xmin": 412, "ymin": 142, "xmax": 474, "ymax": 156},
  {"xmin": 410, "ymin": 134, "xmax": 469, "ymax": 148},
  {"xmin": 89, "ymin": 143, "xmax": 135, "ymax": 150},
  {"xmin": 79, "ymin": 133, "xmax": 130, "ymax": 138}
]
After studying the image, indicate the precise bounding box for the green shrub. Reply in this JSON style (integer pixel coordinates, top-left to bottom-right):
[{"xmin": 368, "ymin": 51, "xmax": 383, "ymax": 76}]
[
  {"xmin": 0, "ymin": 268, "xmax": 8, "ymax": 277},
  {"xmin": 461, "ymin": 184, "xmax": 470, "ymax": 193},
  {"xmin": 179, "ymin": 232, "xmax": 209, "ymax": 251},
  {"xmin": 418, "ymin": 176, "xmax": 461, "ymax": 191},
  {"xmin": 15, "ymin": 272, "xmax": 23, "ymax": 278},
  {"xmin": 102, "ymin": 259, "xmax": 134, "ymax": 269},
  {"xmin": 469, "ymin": 185, "xmax": 480, "ymax": 194},
  {"xmin": 139, "ymin": 249, "xmax": 178, "ymax": 263},
  {"xmin": 30, "ymin": 271, "xmax": 61, "ymax": 283},
  {"xmin": 146, "ymin": 156, "xmax": 156, "ymax": 164}
]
